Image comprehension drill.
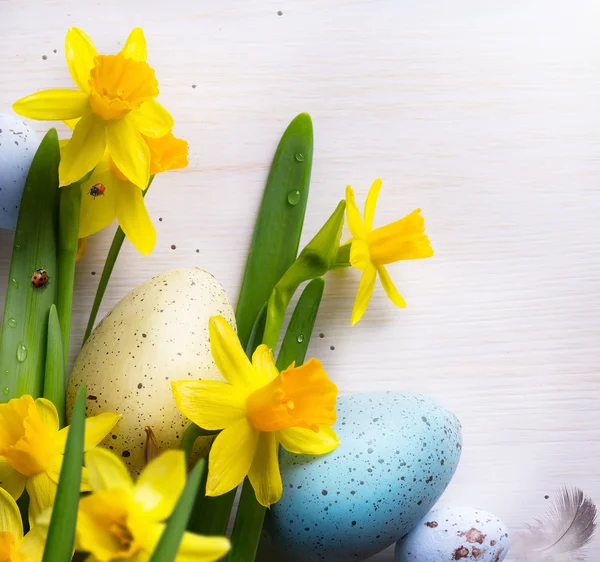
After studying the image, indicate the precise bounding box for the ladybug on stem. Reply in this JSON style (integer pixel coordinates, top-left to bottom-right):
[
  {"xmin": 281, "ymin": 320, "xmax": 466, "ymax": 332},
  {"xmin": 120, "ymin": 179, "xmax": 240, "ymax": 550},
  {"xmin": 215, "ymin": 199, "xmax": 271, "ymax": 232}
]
[
  {"xmin": 31, "ymin": 268, "xmax": 49, "ymax": 289},
  {"xmin": 89, "ymin": 183, "xmax": 106, "ymax": 199}
]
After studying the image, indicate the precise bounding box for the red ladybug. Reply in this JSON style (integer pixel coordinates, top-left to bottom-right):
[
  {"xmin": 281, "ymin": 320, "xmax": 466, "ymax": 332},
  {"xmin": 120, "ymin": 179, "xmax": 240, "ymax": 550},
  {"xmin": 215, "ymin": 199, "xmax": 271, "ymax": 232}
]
[
  {"xmin": 31, "ymin": 268, "xmax": 49, "ymax": 288},
  {"xmin": 89, "ymin": 183, "xmax": 106, "ymax": 199}
]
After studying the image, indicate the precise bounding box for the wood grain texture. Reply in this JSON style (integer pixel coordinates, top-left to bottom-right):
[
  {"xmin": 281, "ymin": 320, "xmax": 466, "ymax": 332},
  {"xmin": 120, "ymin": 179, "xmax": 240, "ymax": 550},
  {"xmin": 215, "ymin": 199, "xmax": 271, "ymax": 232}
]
[{"xmin": 1, "ymin": 0, "xmax": 600, "ymax": 559}]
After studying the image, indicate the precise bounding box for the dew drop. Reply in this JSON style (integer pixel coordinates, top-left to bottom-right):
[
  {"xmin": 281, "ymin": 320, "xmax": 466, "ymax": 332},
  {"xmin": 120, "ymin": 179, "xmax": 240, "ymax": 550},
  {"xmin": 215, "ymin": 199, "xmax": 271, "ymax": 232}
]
[
  {"xmin": 3, "ymin": 370, "xmax": 8, "ymax": 378},
  {"xmin": 3, "ymin": 387, "xmax": 9, "ymax": 396},
  {"xmin": 16, "ymin": 343, "xmax": 27, "ymax": 363},
  {"xmin": 294, "ymin": 153, "xmax": 304, "ymax": 162},
  {"xmin": 11, "ymin": 278, "xmax": 18, "ymax": 288},
  {"xmin": 287, "ymin": 190, "xmax": 301, "ymax": 206},
  {"xmin": 7, "ymin": 318, "xmax": 16, "ymax": 328},
  {"xmin": 297, "ymin": 334, "xmax": 304, "ymax": 343}
]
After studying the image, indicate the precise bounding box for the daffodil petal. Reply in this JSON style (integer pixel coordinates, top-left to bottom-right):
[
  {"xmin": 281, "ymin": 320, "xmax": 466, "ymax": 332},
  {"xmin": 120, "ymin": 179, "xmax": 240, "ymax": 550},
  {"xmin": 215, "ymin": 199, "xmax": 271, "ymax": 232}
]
[
  {"xmin": 345, "ymin": 185, "xmax": 367, "ymax": 239},
  {"xmin": 206, "ymin": 418, "xmax": 258, "ymax": 498},
  {"xmin": 0, "ymin": 458, "xmax": 26, "ymax": 500},
  {"xmin": 65, "ymin": 27, "xmax": 98, "ymax": 92},
  {"xmin": 120, "ymin": 27, "xmax": 148, "ymax": 62},
  {"xmin": 133, "ymin": 450, "xmax": 185, "ymax": 521},
  {"xmin": 84, "ymin": 448, "xmax": 133, "ymax": 493},
  {"xmin": 247, "ymin": 432, "xmax": 281, "ymax": 508},
  {"xmin": 128, "ymin": 100, "xmax": 173, "ymax": 138},
  {"xmin": 171, "ymin": 381, "xmax": 246, "ymax": 431},
  {"xmin": 251, "ymin": 344, "xmax": 279, "ymax": 385},
  {"xmin": 79, "ymin": 168, "xmax": 118, "ymax": 238},
  {"xmin": 34, "ymin": 398, "xmax": 59, "ymax": 436},
  {"xmin": 351, "ymin": 263, "xmax": 377, "ymax": 326},
  {"xmin": 115, "ymin": 180, "xmax": 156, "ymax": 255},
  {"xmin": 208, "ymin": 316, "xmax": 255, "ymax": 391},
  {"xmin": 176, "ymin": 531, "xmax": 231, "ymax": 562},
  {"xmin": 278, "ymin": 426, "xmax": 340, "ymax": 455},
  {"xmin": 106, "ymin": 118, "xmax": 150, "ymax": 188},
  {"xmin": 377, "ymin": 265, "xmax": 407, "ymax": 308},
  {"xmin": 349, "ymin": 239, "xmax": 371, "ymax": 271},
  {"xmin": 19, "ymin": 524, "xmax": 47, "ymax": 562},
  {"xmin": 26, "ymin": 472, "xmax": 56, "ymax": 524},
  {"xmin": 56, "ymin": 413, "xmax": 120, "ymax": 454},
  {"xmin": 59, "ymin": 113, "xmax": 106, "ymax": 186},
  {"xmin": 364, "ymin": 178, "xmax": 382, "ymax": 231},
  {"xmin": 13, "ymin": 88, "xmax": 90, "ymax": 121},
  {"xmin": 0, "ymin": 487, "xmax": 22, "ymax": 538}
]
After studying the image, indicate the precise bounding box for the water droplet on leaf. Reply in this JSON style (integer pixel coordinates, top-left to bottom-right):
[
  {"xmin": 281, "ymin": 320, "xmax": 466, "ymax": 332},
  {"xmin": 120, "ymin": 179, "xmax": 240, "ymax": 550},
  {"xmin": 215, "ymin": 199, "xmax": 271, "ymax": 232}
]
[
  {"xmin": 3, "ymin": 370, "xmax": 8, "ymax": 378},
  {"xmin": 16, "ymin": 343, "xmax": 27, "ymax": 363},
  {"xmin": 3, "ymin": 387, "xmax": 9, "ymax": 396},
  {"xmin": 7, "ymin": 318, "xmax": 16, "ymax": 328},
  {"xmin": 297, "ymin": 334, "xmax": 304, "ymax": 343},
  {"xmin": 294, "ymin": 153, "xmax": 304, "ymax": 162},
  {"xmin": 11, "ymin": 279, "xmax": 18, "ymax": 288},
  {"xmin": 287, "ymin": 190, "xmax": 301, "ymax": 206}
]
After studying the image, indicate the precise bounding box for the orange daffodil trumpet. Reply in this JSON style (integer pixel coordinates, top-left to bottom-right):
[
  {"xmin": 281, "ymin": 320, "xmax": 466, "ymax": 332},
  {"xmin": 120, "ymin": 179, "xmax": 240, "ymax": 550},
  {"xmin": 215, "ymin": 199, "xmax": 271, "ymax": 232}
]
[
  {"xmin": 74, "ymin": 448, "xmax": 230, "ymax": 561},
  {"xmin": 0, "ymin": 395, "xmax": 119, "ymax": 522},
  {"xmin": 172, "ymin": 316, "xmax": 340, "ymax": 508},
  {"xmin": 0, "ymin": 487, "xmax": 45, "ymax": 562},
  {"xmin": 345, "ymin": 179, "xmax": 434, "ymax": 325},
  {"xmin": 78, "ymin": 131, "xmax": 188, "ymax": 255},
  {"xmin": 13, "ymin": 27, "xmax": 174, "ymax": 189}
]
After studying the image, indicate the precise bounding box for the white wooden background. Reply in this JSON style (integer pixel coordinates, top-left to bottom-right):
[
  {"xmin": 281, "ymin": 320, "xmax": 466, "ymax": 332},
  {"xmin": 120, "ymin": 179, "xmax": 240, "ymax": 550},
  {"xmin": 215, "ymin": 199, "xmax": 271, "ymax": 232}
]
[{"xmin": 1, "ymin": 1, "xmax": 600, "ymax": 559}]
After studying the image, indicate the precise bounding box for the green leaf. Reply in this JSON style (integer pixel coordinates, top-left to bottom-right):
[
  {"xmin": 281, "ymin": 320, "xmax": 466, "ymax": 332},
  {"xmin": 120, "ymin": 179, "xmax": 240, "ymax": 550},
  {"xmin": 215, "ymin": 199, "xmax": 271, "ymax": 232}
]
[
  {"xmin": 228, "ymin": 278, "xmax": 325, "ymax": 561},
  {"xmin": 235, "ymin": 113, "xmax": 313, "ymax": 349},
  {"xmin": 181, "ymin": 424, "xmax": 217, "ymax": 461},
  {"xmin": 43, "ymin": 305, "xmax": 66, "ymax": 427},
  {"xmin": 276, "ymin": 277, "xmax": 325, "ymax": 371},
  {"xmin": 149, "ymin": 459, "xmax": 207, "ymax": 562},
  {"xmin": 42, "ymin": 384, "xmax": 86, "ymax": 562},
  {"xmin": 263, "ymin": 201, "xmax": 345, "ymax": 348},
  {"xmin": 0, "ymin": 129, "xmax": 60, "ymax": 401},
  {"xmin": 56, "ymin": 182, "xmax": 82, "ymax": 360}
]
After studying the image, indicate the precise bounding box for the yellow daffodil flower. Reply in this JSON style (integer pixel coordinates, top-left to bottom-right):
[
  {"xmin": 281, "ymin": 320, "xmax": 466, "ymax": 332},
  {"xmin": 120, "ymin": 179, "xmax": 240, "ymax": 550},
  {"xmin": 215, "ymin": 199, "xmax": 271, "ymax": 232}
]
[
  {"xmin": 0, "ymin": 487, "xmax": 45, "ymax": 562},
  {"xmin": 172, "ymin": 316, "xmax": 340, "ymax": 508},
  {"xmin": 345, "ymin": 179, "xmax": 434, "ymax": 325},
  {"xmin": 78, "ymin": 131, "xmax": 188, "ymax": 255},
  {"xmin": 0, "ymin": 395, "xmax": 120, "ymax": 522},
  {"xmin": 76, "ymin": 448, "xmax": 230, "ymax": 561},
  {"xmin": 13, "ymin": 27, "xmax": 173, "ymax": 188}
]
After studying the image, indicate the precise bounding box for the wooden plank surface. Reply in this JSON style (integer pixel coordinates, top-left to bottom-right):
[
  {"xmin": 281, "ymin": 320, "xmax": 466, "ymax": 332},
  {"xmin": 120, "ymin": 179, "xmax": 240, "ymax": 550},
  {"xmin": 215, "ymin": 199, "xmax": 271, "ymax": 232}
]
[{"xmin": 1, "ymin": 0, "xmax": 600, "ymax": 559}]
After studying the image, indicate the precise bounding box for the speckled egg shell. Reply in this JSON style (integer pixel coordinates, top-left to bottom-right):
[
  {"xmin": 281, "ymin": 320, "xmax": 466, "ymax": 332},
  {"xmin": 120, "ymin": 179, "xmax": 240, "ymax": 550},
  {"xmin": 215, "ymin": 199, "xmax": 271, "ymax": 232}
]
[
  {"xmin": 394, "ymin": 505, "xmax": 509, "ymax": 562},
  {"xmin": 0, "ymin": 114, "xmax": 41, "ymax": 230},
  {"xmin": 261, "ymin": 391, "xmax": 462, "ymax": 562},
  {"xmin": 66, "ymin": 268, "xmax": 235, "ymax": 474}
]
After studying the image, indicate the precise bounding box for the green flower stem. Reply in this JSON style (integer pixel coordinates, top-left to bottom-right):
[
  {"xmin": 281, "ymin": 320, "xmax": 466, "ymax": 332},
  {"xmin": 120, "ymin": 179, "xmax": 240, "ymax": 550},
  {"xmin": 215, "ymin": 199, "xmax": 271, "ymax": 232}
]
[
  {"xmin": 42, "ymin": 384, "xmax": 86, "ymax": 562},
  {"xmin": 83, "ymin": 176, "xmax": 154, "ymax": 344},
  {"xmin": 43, "ymin": 305, "xmax": 66, "ymax": 427},
  {"xmin": 262, "ymin": 201, "xmax": 345, "ymax": 350},
  {"xmin": 0, "ymin": 130, "xmax": 60, "ymax": 401},
  {"xmin": 56, "ymin": 181, "xmax": 82, "ymax": 362},
  {"xmin": 149, "ymin": 459, "xmax": 207, "ymax": 562},
  {"xmin": 228, "ymin": 278, "xmax": 326, "ymax": 561},
  {"xmin": 334, "ymin": 241, "xmax": 352, "ymax": 267},
  {"xmin": 181, "ymin": 423, "xmax": 218, "ymax": 461}
]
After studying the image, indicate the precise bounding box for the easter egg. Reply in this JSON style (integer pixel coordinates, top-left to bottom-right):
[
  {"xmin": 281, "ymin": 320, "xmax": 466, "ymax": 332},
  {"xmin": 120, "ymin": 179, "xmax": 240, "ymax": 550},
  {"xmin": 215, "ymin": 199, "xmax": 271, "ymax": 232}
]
[
  {"xmin": 395, "ymin": 505, "xmax": 509, "ymax": 562},
  {"xmin": 0, "ymin": 113, "xmax": 41, "ymax": 230},
  {"xmin": 261, "ymin": 391, "xmax": 462, "ymax": 562},
  {"xmin": 67, "ymin": 268, "xmax": 235, "ymax": 474}
]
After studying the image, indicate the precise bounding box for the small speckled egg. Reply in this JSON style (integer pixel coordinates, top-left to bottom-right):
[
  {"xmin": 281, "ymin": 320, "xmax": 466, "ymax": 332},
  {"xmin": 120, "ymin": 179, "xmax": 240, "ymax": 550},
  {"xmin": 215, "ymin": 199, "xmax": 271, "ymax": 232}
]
[
  {"xmin": 261, "ymin": 391, "xmax": 462, "ymax": 562},
  {"xmin": 395, "ymin": 505, "xmax": 509, "ymax": 562},
  {"xmin": 67, "ymin": 268, "xmax": 235, "ymax": 474},
  {"xmin": 0, "ymin": 113, "xmax": 41, "ymax": 230}
]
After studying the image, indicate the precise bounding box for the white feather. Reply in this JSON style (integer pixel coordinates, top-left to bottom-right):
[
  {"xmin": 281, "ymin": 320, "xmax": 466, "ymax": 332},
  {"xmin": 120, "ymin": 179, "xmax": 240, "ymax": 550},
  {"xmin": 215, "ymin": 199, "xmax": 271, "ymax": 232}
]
[{"xmin": 510, "ymin": 487, "xmax": 597, "ymax": 562}]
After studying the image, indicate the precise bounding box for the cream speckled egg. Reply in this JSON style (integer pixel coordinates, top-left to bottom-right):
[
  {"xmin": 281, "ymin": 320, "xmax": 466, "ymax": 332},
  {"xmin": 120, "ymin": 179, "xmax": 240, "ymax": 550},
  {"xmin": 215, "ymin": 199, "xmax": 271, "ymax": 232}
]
[{"xmin": 67, "ymin": 268, "xmax": 235, "ymax": 473}]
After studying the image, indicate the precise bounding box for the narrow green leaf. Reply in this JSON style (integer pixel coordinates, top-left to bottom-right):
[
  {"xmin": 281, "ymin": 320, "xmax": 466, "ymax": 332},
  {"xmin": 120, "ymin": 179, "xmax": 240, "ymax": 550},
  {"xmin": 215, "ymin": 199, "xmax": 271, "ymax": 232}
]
[
  {"xmin": 181, "ymin": 424, "xmax": 217, "ymax": 461},
  {"xmin": 42, "ymin": 384, "xmax": 86, "ymax": 562},
  {"xmin": 244, "ymin": 302, "xmax": 267, "ymax": 357},
  {"xmin": 276, "ymin": 277, "xmax": 325, "ymax": 371},
  {"xmin": 83, "ymin": 177, "xmax": 154, "ymax": 345},
  {"xmin": 0, "ymin": 129, "xmax": 60, "ymax": 401},
  {"xmin": 228, "ymin": 279, "xmax": 325, "ymax": 561},
  {"xmin": 43, "ymin": 304, "xmax": 66, "ymax": 427},
  {"xmin": 236, "ymin": 113, "xmax": 313, "ymax": 349},
  {"xmin": 149, "ymin": 459, "xmax": 207, "ymax": 562},
  {"xmin": 56, "ymin": 182, "xmax": 82, "ymax": 360}
]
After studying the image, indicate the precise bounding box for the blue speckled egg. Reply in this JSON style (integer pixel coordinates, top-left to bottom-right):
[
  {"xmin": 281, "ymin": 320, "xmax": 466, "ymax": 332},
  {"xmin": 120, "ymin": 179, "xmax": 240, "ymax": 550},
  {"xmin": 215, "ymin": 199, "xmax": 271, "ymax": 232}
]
[
  {"xmin": 395, "ymin": 505, "xmax": 509, "ymax": 562},
  {"xmin": 0, "ymin": 113, "xmax": 41, "ymax": 230},
  {"xmin": 261, "ymin": 391, "xmax": 462, "ymax": 562}
]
